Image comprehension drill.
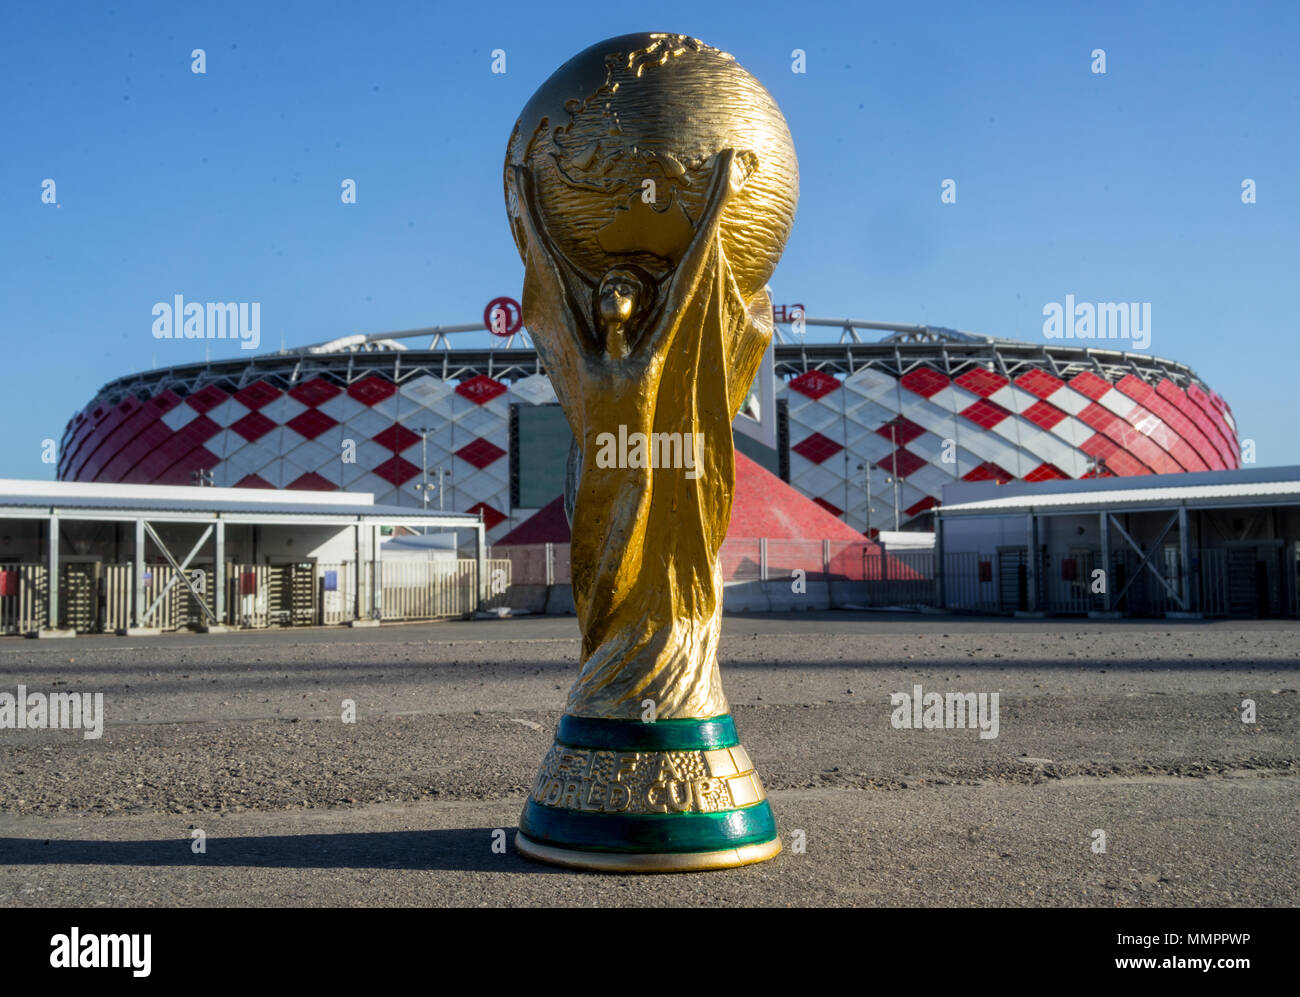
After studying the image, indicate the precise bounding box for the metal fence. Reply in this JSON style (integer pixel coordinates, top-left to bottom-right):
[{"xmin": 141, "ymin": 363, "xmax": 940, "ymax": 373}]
[
  {"xmin": 1, "ymin": 557, "xmax": 502, "ymax": 634},
  {"xmin": 6, "ymin": 540, "xmax": 1294, "ymax": 632},
  {"xmin": 379, "ymin": 559, "xmax": 501, "ymax": 620},
  {"xmin": 495, "ymin": 540, "xmax": 942, "ymax": 608},
  {"xmin": 489, "ymin": 540, "xmax": 1297, "ymax": 618},
  {"xmin": 0, "ymin": 564, "xmax": 47, "ymax": 634}
]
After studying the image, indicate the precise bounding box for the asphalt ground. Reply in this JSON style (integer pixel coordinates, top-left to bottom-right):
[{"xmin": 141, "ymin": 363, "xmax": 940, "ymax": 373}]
[{"xmin": 0, "ymin": 612, "xmax": 1297, "ymax": 907}]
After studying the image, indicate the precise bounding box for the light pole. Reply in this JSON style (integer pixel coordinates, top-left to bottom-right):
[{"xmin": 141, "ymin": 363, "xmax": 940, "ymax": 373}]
[
  {"xmin": 411, "ymin": 427, "xmax": 451, "ymax": 534},
  {"xmin": 889, "ymin": 421, "xmax": 901, "ymax": 532},
  {"xmin": 889, "ymin": 472, "xmax": 900, "ymax": 531},
  {"xmin": 435, "ymin": 467, "xmax": 451, "ymax": 511},
  {"xmin": 856, "ymin": 462, "xmax": 873, "ymax": 537}
]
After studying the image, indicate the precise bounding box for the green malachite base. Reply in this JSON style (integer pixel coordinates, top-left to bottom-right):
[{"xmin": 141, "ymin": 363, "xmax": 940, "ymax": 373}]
[
  {"xmin": 514, "ymin": 829, "xmax": 782, "ymax": 873},
  {"xmin": 554, "ymin": 714, "xmax": 740, "ymax": 751},
  {"xmin": 516, "ymin": 714, "xmax": 781, "ymax": 873}
]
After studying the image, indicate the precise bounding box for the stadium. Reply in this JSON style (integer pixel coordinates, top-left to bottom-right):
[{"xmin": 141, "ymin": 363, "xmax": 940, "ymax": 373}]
[{"xmin": 56, "ymin": 312, "xmax": 1241, "ymax": 545}]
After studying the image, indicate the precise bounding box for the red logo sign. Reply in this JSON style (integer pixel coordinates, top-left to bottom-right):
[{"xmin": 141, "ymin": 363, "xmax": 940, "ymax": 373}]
[
  {"xmin": 772, "ymin": 303, "xmax": 806, "ymax": 323},
  {"xmin": 484, "ymin": 297, "xmax": 523, "ymax": 336}
]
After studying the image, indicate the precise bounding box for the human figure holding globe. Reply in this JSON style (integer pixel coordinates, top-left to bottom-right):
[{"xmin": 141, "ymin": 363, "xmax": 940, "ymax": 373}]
[
  {"xmin": 504, "ymin": 32, "xmax": 798, "ymax": 870},
  {"xmin": 510, "ymin": 146, "xmax": 764, "ymax": 719}
]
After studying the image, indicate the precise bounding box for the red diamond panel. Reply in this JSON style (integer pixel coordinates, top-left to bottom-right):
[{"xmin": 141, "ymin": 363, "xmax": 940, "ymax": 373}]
[
  {"xmin": 960, "ymin": 399, "xmax": 1011, "ymax": 429},
  {"xmin": 899, "ymin": 367, "xmax": 949, "ymax": 398},
  {"xmin": 1077, "ymin": 402, "xmax": 1125, "ymax": 436},
  {"xmin": 875, "ymin": 416, "xmax": 925, "ymax": 446},
  {"xmin": 185, "ymin": 384, "xmax": 229, "ymax": 413},
  {"xmin": 792, "ymin": 431, "xmax": 844, "ymax": 464},
  {"xmin": 456, "ymin": 437, "xmax": 507, "ymax": 469},
  {"xmin": 1068, "ymin": 370, "xmax": 1113, "ymax": 401},
  {"xmin": 101, "ymin": 421, "xmax": 175, "ymax": 481},
  {"xmin": 231, "ymin": 410, "xmax": 277, "ymax": 443},
  {"xmin": 963, "ymin": 461, "xmax": 1013, "ymax": 483},
  {"xmin": 1184, "ymin": 382, "xmax": 1236, "ymax": 468},
  {"xmin": 455, "ymin": 375, "xmax": 508, "ymax": 405},
  {"xmin": 174, "ymin": 414, "xmax": 221, "ymax": 448},
  {"xmin": 85, "ymin": 398, "xmax": 174, "ymax": 481},
  {"xmin": 1024, "ymin": 462, "xmax": 1069, "ymax": 483},
  {"xmin": 286, "ymin": 408, "xmax": 339, "ymax": 441},
  {"xmin": 234, "ymin": 474, "xmax": 275, "ymax": 488},
  {"xmin": 233, "ymin": 380, "xmax": 282, "ymax": 411},
  {"xmin": 127, "ymin": 435, "xmax": 199, "ymax": 481},
  {"xmin": 954, "ymin": 368, "xmax": 1008, "ymax": 398},
  {"xmin": 1079, "ymin": 434, "xmax": 1149, "ymax": 476},
  {"xmin": 373, "ymin": 422, "xmax": 421, "ymax": 453},
  {"xmin": 788, "ymin": 370, "xmax": 841, "ymax": 400},
  {"xmin": 373, "ymin": 455, "xmax": 421, "ymax": 486},
  {"xmin": 811, "ymin": 497, "xmax": 842, "ymax": 517},
  {"xmin": 1150, "ymin": 378, "xmax": 1220, "ymax": 470},
  {"xmin": 905, "ymin": 495, "xmax": 938, "ymax": 517},
  {"xmin": 466, "ymin": 502, "xmax": 507, "ymax": 530},
  {"xmin": 879, "ymin": 448, "xmax": 927, "ymax": 478},
  {"xmin": 147, "ymin": 389, "xmax": 183, "ymax": 417},
  {"xmin": 1015, "ymin": 368, "xmax": 1066, "ymax": 399},
  {"xmin": 1022, "ymin": 399, "xmax": 1066, "ymax": 430},
  {"xmin": 286, "ymin": 471, "xmax": 338, "ymax": 491},
  {"xmin": 156, "ymin": 445, "xmax": 220, "ymax": 486},
  {"xmin": 348, "ymin": 375, "xmax": 397, "ymax": 406},
  {"xmin": 289, "ymin": 377, "xmax": 343, "ymax": 407}
]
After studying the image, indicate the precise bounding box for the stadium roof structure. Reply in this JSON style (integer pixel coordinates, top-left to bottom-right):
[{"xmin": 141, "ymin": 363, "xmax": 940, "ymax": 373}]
[
  {"xmin": 936, "ymin": 465, "xmax": 1300, "ymax": 518},
  {"xmin": 95, "ymin": 315, "xmax": 1216, "ymax": 404}
]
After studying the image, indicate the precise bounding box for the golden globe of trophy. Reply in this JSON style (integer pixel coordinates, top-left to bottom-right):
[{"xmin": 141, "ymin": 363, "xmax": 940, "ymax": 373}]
[{"xmin": 504, "ymin": 32, "xmax": 798, "ymax": 871}]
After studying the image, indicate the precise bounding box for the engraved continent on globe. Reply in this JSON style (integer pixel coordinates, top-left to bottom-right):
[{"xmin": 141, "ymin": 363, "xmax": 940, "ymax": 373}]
[{"xmin": 504, "ymin": 32, "xmax": 799, "ymax": 300}]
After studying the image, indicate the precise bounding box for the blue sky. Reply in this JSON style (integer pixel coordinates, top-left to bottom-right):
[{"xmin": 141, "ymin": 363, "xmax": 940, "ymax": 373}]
[{"xmin": 2, "ymin": 0, "xmax": 1296, "ymax": 479}]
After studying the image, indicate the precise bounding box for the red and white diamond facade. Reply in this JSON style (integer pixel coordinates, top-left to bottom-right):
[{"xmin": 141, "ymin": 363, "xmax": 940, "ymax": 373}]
[
  {"xmin": 58, "ymin": 329, "xmax": 1239, "ymax": 541},
  {"xmin": 782, "ymin": 346, "xmax": 1239, "ymax": 531}
]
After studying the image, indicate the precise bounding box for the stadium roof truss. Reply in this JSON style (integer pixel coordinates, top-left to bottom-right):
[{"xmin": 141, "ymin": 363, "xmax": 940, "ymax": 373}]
[{"xmin": 89, "ymin": 316, "xmax": 1213, "ymax": 408}]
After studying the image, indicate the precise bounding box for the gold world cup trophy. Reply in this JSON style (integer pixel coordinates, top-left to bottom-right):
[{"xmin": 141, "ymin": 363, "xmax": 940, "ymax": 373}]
[{"xmin": 504, "ymin": 32, "xmax": 798, "ymax": 871}]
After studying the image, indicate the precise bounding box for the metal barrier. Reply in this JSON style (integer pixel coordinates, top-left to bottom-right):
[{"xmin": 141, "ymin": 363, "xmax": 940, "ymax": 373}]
[
  {"xmin": 226, "ymin": 564, "xmax": 272, "ymax": 627},
  {"xmin": 317, "ymin": 563, "xmax": 358, "ymax": 625},
  {"xmin": 1193, "ymin": 548, "xmax": 1229, "ymax": 617},
  {"xmin": 1041, "ymin": 550, "xmax": 1103, "ymax": 614},
  {"xmin": 942, "ymin": 551, "xmax": 1001, "ymax": 613},
  {"xmin": 0, "ymin": 564, "xmax": 48, "ymax": 634},
  {"xmin": 5, "ymin": 559, "xmax": 500, "ymax": 634},
  {"xmin": 7, "ymin": 541, "xmax": 1288, "ymax": 630},
  {"xmin": 103, "ymin": 563, "xmax": 134, "ymax": 631},
  {"xmin": 482, "ymin": 559, "xmax": 513, "ymax": 611},
  {"xmin": 381, "ymin": 560, "xmax": 480, "ymax": 620}
]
